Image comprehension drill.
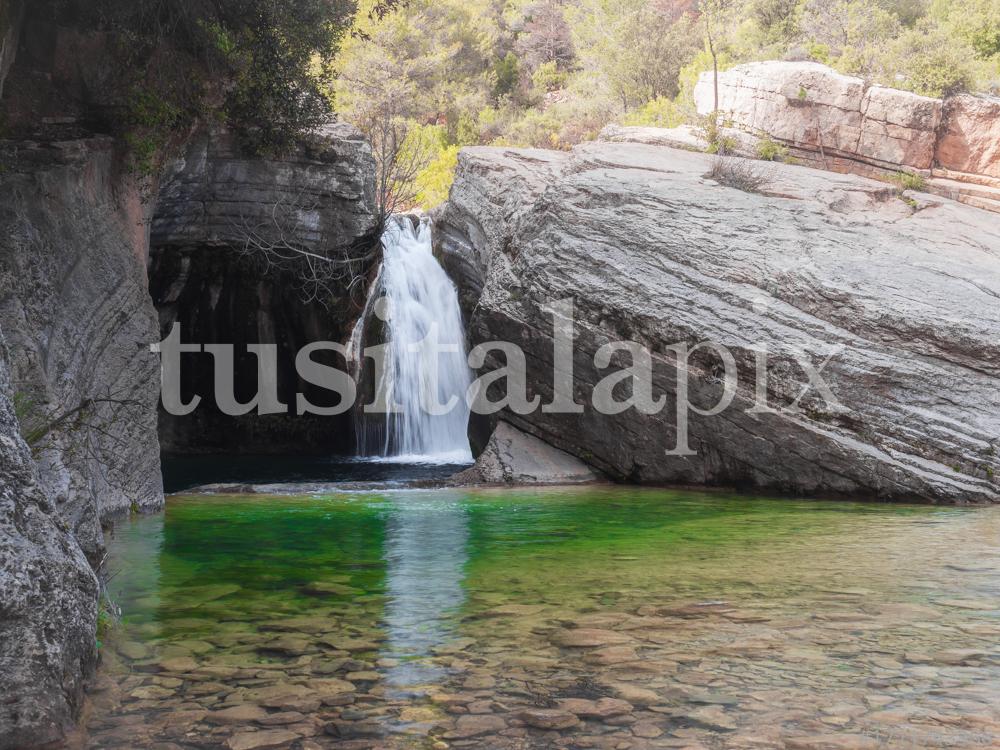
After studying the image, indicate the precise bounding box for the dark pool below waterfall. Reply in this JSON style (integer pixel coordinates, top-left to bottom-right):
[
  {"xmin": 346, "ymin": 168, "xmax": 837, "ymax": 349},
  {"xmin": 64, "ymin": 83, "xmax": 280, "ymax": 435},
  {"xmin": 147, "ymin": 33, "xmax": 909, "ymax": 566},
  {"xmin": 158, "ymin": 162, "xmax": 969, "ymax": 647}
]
[{"xmin": 86, "ymin": 485, "xmax": 1000, "ymax": 749}]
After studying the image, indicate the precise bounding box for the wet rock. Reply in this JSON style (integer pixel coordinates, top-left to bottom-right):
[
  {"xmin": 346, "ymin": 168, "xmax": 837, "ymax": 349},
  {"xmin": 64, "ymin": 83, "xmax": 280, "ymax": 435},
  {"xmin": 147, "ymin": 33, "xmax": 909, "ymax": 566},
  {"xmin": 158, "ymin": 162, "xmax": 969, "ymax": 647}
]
[
  {"xmin": 552, "ymin": 629, "xmax": 633, "ymax": 648},
  {"xmin": 463, "ymin": 675, "xmax": 497, "ymax": 690},
  {"xmin": 205, "ymin": 705, "xmax": 269, "ymax": 724},
  {"xmin": 584, "ymin": 646, "xmax": 640, "ymax": 666},
  {"xmin": 784, "ymin": 735, "xmax": 880, "ymax": 750},
  {"xmin": 558, "ymin": 698, "xmax": 633, "ymax": 720},
  {"xmin": 325, "ymin": 719, "xmax": 383, "ymax": 738},
  {"xmin": 302, "ymin": 582, "xmax": 362, "ymax": 597},
  {"xmin": 156, "ymin": 657, "xmax": 199, "ymax": 673},
  {"xmin": 518, "ymin": 708, "xmax": 580, "ymax": 730},
  {"xmin": 346, "ymin": 671, "xmax": 380, "ymax": 682},
  {"xmin": 117, "ymin": 641, "xmax": 150, "ymax": 660},
  {"xmin": 686, "ymin": 705, "xmax": 737, "ymax": 731},
  {"xmin": 259, "ymin": 636, "xmax": 315, "ymax": 656},
  {"xmin": 129, "ymin": 686, "xmax": 175, "ymax": 700},
  {"xmin": 226, "ymin": 729, "xmax": 301, "ymax": 750},
  {"xmin": 399, "ymin": 706, "xmax": 441, "ymax": 723},
  {"xmin": 609, "ymin": 684, "xmax": 660, "ymax": 707},
  {"xmin": 444, "ymin": 714, "xmax": 507, "ymax": 738},
  {"xmin": 632, "ymin": 720, "xmax": 664, "ymax": 738}
]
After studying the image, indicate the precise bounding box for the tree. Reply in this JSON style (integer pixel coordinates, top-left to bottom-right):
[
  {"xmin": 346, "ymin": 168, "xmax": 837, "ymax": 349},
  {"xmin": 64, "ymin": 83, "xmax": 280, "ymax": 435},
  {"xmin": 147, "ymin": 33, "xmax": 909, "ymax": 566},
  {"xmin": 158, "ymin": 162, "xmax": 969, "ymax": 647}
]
[
  {"xmin": 569, "ymin": 0, "xmax": 701, "ymax": 110},
  {"xmin": 799, "ymin": 0, "xmax": 903, "ymax": 79},
  {"xmin": 700, "ymin": 0, "xmax": 737, "ymax": 117},
  {"xmin": 514, "ymin": 0, "xmax": 576, "ymax": 73}
]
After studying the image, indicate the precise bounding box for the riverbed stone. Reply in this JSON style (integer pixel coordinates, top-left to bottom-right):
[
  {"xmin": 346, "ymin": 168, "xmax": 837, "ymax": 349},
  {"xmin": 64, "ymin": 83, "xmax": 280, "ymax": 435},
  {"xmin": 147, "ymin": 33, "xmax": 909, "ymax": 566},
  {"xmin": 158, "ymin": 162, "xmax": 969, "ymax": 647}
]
[
  {"xmin": 445, "ymin": 714, "xmax": 507, "ymax": 738},
  {"xmin": 226, "ymin": 729, "xmax": 301, "ymax": 750},
  {"xmin": 552, "ymin": 629, "xmax": 633, "ymax": 648},
  {"xmin": 518, "ymin": 708, "xmax": 580, "ymax": 730}
]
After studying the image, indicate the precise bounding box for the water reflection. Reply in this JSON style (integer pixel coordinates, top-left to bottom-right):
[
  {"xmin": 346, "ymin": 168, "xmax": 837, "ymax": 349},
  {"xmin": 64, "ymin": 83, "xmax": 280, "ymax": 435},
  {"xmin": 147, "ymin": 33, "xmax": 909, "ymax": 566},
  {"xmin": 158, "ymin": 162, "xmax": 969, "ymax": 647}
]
[{"xmin": 380, "ymin": 495, "xmax": 470, "ymax": 692}]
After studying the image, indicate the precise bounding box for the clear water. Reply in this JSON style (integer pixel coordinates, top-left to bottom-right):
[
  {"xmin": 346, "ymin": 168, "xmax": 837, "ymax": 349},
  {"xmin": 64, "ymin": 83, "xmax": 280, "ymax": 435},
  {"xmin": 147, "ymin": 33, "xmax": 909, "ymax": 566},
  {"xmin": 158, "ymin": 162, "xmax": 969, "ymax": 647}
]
[
  {"xmin": 87, "ymin": 488, "xmax": 1000, "ymax": 749},
  {"xmin": 353, "ymin": 217, "xmax": 473, "ymax": 461},
  {"xmin": 160, "ymin": 454, "xmax": 468, "ymax": 493}
]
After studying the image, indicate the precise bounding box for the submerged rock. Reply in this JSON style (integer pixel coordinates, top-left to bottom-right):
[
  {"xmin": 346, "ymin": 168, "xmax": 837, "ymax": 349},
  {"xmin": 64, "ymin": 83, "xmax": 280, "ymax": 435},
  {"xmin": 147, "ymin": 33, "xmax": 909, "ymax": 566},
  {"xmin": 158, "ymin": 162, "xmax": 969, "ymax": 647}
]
[{"xmin": 436, "ymin": 141, "xmax": 1000, "ymax": 503}]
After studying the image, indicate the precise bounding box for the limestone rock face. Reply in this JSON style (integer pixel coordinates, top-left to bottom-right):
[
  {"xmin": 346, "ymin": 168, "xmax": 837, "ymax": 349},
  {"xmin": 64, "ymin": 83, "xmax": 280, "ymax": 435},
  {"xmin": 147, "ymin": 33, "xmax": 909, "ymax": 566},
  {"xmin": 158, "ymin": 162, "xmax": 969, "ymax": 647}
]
[
  {"xmin": 453, "ymin": 421, "xmax": 600, "ymax": 485},
  {"xmin": 938, "ymin": 94, "xmax": 1000, "ymax": 182},
  {"xmin": 436, "ymin": 142, "xmax": 1000, "ymax": 502},
  {"xmin": 0, "ymin": 347, "xmax": 98, "ymax": 750},
  {"xmin": 0, "ymin": 137, "xmax": 164, "ymax": 558},
  {"xmin": 693, "ymin": 61, "xmax": 941, "ymax": 170},
  {"xmin": 152, "ymin": 122, "xmax": 377, "ymax": 252},
  {"xmin": 149, "ymin": 124, "xmax": 379, "ymax": 455}
]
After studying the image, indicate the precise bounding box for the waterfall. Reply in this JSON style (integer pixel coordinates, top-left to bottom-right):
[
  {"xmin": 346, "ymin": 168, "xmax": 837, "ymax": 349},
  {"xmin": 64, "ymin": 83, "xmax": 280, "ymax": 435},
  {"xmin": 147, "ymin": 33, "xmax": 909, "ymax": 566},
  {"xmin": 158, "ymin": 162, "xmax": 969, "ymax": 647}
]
[{"xmin": 352, "ymin": 216, "xmax": 473, "ymax": 463}]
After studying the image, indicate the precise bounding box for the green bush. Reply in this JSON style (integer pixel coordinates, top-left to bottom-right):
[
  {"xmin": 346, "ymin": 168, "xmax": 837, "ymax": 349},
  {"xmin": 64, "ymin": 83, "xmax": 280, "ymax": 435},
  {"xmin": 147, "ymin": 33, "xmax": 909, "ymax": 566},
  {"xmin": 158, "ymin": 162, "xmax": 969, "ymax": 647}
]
[
  {"xmin": 756, "ymin": 136, "xmax": 788, "ymax": 161},
  {"xmin": 532, "ymin": 61, "xmax": 568, "ymax": 93},
  {"xmin": 891, "ymin": 170, "xmax": 927, "ymax": 191},
  {"xmin": 623, "ymin": 97, "xmax": 684, "ymax": 128},
  {"xmin": 493, "ymin": 52, "xmax": 520, "ymax": 101}
]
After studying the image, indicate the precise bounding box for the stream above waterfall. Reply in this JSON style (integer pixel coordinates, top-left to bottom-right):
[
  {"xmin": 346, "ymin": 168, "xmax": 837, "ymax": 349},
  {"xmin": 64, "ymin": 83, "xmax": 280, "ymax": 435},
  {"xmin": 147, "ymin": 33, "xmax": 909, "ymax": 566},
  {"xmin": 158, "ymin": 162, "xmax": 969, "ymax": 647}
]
[{"xmin": 86, "ymin": 487, "xmax": 1000, "ymax": 749}]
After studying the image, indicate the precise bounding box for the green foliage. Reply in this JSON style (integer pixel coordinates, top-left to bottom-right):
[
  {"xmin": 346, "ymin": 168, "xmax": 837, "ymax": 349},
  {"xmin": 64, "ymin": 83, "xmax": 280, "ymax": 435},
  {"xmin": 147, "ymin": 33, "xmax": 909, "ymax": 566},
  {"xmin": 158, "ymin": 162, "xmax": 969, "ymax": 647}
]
[
  {"xmin": 327, "ymin": 0, "xmax": 999, "ymax": 208},
  {"xmin": 414, "ymin": 144, "xmax": 461, "ymax": 207},
  {"xmin": 80, "ymin": 0, "xmax": 381, "ymax": 157},
  {"xmin": 494, "ymin": 52, "xmax": 521, "ymax": 100},
  {"xmin": 623, "ymin": 97, "xmax": 685, "ymax": 128},
  {"xmin": 700, "ymin": 117, "xmax": 738, "ymax": 154},
  {"xmin": 120, "ymin": 87, "xmax": 183, "ymax": 175},
  {"xmin": 531, "ymin": 61, "xmax": 568, "ymax": 93},
  {"xmin": 756, "ymin": 136, "xmax": 788, "ymax": 161},
  {"xmin": 886, "ymin": 22, "xmax": 980, "ymax": 97},
  {"xmin": 932, "ymin": 0, "xmax": 1000, "ymax": 59},
  {"xmin": 891, "ymin": 170, "xmax": 927, "ymax": 191}
]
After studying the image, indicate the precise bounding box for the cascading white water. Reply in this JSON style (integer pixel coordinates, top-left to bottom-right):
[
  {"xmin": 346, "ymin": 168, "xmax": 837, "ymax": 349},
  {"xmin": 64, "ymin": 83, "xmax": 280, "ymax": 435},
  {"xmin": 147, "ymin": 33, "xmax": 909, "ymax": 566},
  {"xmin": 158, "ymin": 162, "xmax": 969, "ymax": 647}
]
[{"xmin": 354, "ymin": 216, "xmax": 473, "ymax": 463}]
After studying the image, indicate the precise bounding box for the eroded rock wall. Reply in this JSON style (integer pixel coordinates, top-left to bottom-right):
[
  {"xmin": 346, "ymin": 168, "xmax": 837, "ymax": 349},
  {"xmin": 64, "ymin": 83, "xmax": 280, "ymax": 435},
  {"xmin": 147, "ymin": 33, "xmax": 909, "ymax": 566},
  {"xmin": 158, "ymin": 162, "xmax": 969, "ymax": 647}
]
[
  {"xmin": 436, "ymin": 142, "xmax": 1000, "ymax": 503},
  {"xmin": 149, "ymin": 124, "xmax": 379, "ymax": 455},
  {"xmin": 0, "ymin": 328, "xmax": 99, "ymax": 750},
  {"xmin": 0, "ymin": 138, "xmax": 164, "ymax": 559}
]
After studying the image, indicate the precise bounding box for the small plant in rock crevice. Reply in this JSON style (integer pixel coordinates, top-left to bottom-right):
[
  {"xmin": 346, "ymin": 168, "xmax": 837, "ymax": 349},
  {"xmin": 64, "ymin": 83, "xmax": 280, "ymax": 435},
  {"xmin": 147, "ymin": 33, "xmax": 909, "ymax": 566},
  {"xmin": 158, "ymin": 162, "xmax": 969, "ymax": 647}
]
[
  {"xmin": 707, "ymin": 155, "xmax": 776, "ymax": 193},
  {"xmin": 891, "ymin": 170, "xmax": 927, "ymax": 193}
]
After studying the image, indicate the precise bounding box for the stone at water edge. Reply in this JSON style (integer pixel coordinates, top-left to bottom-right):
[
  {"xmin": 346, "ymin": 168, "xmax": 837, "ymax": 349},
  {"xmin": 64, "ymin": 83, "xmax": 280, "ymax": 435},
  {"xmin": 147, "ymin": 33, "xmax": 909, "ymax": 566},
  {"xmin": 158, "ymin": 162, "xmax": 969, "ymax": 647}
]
[
  {"xmin": 226, "ymin": 729, "xmax": 301, "ymax": 750},
  {"xmin": 451, "ymin": 420, "xmax": 600, "ymax": 485}
]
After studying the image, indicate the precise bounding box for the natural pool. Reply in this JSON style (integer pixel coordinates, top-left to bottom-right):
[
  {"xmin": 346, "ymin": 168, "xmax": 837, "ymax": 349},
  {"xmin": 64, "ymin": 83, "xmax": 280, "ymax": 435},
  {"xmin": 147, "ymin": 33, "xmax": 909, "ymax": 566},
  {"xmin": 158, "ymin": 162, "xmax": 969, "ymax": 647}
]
[{"xmin": 86, "ymin": 487, "xmax": 1000, "ymax": 749}]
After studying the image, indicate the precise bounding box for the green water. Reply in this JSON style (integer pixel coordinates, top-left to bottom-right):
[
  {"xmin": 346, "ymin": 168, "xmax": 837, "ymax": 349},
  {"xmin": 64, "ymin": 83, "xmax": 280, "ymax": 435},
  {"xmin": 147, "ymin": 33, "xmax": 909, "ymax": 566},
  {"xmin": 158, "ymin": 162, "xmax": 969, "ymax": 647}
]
[{"xmin": 91, "ymin": 488, "xmax": 1000, "ymax": 749}]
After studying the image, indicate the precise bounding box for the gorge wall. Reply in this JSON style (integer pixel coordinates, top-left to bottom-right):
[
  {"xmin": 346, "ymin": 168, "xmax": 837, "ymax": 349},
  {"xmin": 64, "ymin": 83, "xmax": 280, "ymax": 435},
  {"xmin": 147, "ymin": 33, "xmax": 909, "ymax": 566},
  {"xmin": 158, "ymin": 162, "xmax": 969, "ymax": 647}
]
[
  {"xmin": 436, "ymin": 142, "xmax": 1000, "ymax": 503},
  {"xmin": 0, "ymin": 8, "xmax": 379, "ymax": 745},
  {"xmin": 150, "ymin": 123, "xmax": 378, "ymax": 455}
]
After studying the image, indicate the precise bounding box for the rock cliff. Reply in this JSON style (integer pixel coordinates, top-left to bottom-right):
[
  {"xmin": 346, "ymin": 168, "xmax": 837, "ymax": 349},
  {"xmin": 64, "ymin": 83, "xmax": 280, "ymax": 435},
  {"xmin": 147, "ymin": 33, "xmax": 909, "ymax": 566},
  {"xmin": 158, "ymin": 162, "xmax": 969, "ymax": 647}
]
[
  {"xmin": 692, "ymin": 61, "xmax": 1000, "ymax": 212},
  {"xmin": 149, "ymin": 123, "xmax": 379, "ymax": 454},
  {"xmin": 436, "ymin": 142, "xmax": 1000, "ymax": 503},
  {"xmin": 0, "ymin": 341, "xmax": 98, "ymax": 749},
  {"xmin": 0, "ymin": 137, "xmax": 164, "ymax": 560}
]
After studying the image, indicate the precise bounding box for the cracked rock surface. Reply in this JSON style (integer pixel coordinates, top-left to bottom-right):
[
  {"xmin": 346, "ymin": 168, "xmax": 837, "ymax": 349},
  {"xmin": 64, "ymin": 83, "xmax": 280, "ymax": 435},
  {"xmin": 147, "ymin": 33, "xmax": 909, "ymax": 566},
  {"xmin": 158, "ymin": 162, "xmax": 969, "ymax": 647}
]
[{"xmin": 436, "ymin": 141, "xmax": 1000, "ymax": 502}]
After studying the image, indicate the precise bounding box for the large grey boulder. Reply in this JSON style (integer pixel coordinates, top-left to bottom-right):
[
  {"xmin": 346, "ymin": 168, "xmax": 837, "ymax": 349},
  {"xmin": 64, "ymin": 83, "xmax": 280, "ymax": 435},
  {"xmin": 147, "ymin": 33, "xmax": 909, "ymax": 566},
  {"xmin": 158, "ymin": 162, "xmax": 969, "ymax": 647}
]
[
  {"xmin": 436, "ymin": 142, "xmax": 1000, "ymax": 503},
  {"xmin": 0, "ymin": 342, "xmax": 98, "ymax": 749}
]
